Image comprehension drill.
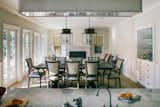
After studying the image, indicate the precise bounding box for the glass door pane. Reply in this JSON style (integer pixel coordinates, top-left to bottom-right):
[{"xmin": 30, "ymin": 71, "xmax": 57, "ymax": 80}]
[
  {"xmin": 3, "ymin": 30, "xmax": 17, "ymax": 86},
  {"xmin": 34, "ymin": 33, "xmax": 41, "ymax": 64},
  {"xmin": 10, "ymin": 31, "xmax": 16, "ymax": 80},
  {"xmin": 3, "ymin": 31, "xmax": 8, "ymax": 84},
  {"xmin": 23, "ymin": 31, "xmax": 32, "ymax": 73}
]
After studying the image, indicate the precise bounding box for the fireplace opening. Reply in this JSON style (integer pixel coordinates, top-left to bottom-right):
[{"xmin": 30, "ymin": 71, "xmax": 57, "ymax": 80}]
[{"xmin": 69, "ymin": 51, "xmax": 86, "ymax": 58}]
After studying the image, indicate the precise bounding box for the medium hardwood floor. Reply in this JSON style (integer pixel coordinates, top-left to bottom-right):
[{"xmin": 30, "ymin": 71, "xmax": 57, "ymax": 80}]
[{"xmin": 10, "ymin": 75, "xmax": 143, "ymax": 88}]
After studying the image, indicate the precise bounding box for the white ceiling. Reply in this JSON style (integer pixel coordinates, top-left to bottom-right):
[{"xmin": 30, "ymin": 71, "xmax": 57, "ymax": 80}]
[
  {"xmin": 142, "ymin": 0, "xmax": 160, "ymax": 9},
  {"xmin": 28, "ymin": 17, "xmax": 128, "ymax": 29},
  {"xmin": 1, "ymin": 0, "xmax": 160, "ymax": 29}
]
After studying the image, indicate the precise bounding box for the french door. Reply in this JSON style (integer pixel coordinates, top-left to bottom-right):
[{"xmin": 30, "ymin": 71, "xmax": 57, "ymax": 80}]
[
  {"xmin": 22, "ymin": 30, "xmax": 33, "ymax": 74},
  {"xmin": 34, "ymin": 32, "xmax": 41, "ymax": 64},
  {"xmin": 3, "ymin": 29, "xmax": 17, "ymax": 86}
]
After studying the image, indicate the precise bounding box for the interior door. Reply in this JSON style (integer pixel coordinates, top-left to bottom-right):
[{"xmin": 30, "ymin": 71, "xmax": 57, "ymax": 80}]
[{"xmin": 3, "ymin": 29, "xmax": 17, "ymax": 86}]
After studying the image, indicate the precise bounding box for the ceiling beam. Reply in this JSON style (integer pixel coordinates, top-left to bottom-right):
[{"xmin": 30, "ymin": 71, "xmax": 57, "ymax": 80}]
[{"xmin": 19, "ymin": 0, "xmax": 142, "ymax": 17}]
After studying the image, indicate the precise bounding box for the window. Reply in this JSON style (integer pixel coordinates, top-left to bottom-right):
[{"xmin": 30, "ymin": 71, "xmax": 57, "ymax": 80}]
[
  {"xmin": 3, "ymin": 28, "xmax": 17, "ymax": 86},
  {"xmin": 22, "ymin": 29, "xmax": 33, "ymax": 73},
  {"xmin": 34, "ymin": 32, "xmax": 42, "ymax": 64}
]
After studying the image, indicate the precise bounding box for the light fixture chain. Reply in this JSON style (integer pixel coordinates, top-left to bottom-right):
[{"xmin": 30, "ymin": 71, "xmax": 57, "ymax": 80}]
[
  {"xmin": 88, "ymin": 16, "xmax": 90, "ymax": 28},
  {"xmin": 65, "ymin": 16, "xmax": 68, "ymax": 28}
]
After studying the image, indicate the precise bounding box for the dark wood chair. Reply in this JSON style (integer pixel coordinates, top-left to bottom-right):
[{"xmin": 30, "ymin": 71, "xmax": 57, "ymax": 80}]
[
  {"xmin": 46, "ymin": 61, "xmax": 61, "ymax": 88},
  {"xmin": 105, "ymin": 58, "xmax": 124, "ymax": 88},
  {"xmin": 25, "ymin": 58, "xmax": 45, "ymax": 88},
  {"xmin": 65, "ymin": 61, "xmax": 80, "ymax": 88},
  {"xmin": 56, "ymin": 57, "xmax": 66, "ymax": 76},
  {"xmin": 88, "ymin": 57, "xmax": 100, "ymax": 62},
  {"xmin": 56, "ymin": 57, "xmax": 66, "ymax": 64},
  {"xmin": 84, "ymin": 61, "xmax": 99, "ymax": 89}
]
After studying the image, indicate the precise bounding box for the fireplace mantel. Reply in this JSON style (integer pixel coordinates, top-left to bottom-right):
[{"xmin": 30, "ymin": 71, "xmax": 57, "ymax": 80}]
[{"xmin": 64, "ymin": 45, "xmax": 91, "ymax": 59}]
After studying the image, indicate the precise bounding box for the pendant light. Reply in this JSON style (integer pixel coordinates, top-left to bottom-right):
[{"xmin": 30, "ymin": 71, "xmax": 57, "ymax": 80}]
[
  {"xmin": 61, "ymin": 16, "xmax": 73, "ymax": 45},
  {"xmin": 82, "ymin": 16, "xmax": 97, "ymax": 45}
]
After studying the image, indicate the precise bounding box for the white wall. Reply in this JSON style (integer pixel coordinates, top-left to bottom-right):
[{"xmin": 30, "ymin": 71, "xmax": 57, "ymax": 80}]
[
  {"xmin": 50, "ymin": 27, "xmax": 112, "ymax": 58},
  {"xmin": 111, "ymin": 3, "xmax": 160, "ymax": 88},
  {"xmin": 111, "ymin": 18, "xmax": 137, "ymax": 81},
  {"xmin": 0, "ymin": 0, "xmax": 19, "ymax": 11}
]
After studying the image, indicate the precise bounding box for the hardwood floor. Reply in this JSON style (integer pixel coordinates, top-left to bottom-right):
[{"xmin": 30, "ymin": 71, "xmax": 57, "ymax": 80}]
[{"xmin": 10, "ymin": 74, "xmax": 143, "ymax": 88}]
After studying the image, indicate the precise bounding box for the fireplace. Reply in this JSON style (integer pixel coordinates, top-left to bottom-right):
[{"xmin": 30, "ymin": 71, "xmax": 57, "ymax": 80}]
[
  {"xmin": 69, "ymin": 51, "xmax": 86, "ymax": 58},
  {"xmin": 65, "ymin": 45, "xmax": 90, "ymax": 59}
]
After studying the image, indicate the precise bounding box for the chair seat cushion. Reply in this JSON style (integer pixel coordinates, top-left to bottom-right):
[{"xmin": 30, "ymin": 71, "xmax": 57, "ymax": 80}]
[
  {"xmin": 86, "ymin": 77, "xmax": 97, "ymax": 81},
  {"xmin": 67, "ymin": 77, "xmax": 78, "ymax": 80},
  {"xmin": 83, "ymin": 76, "xmax": 97, "ymax": 81},
  {"xmin": 49, "ymin": 76, "xmax": 58, "ymax": 81},
  {"xmin": 29, "ymin": 72, "xmax": 41, "ymax": 78}
]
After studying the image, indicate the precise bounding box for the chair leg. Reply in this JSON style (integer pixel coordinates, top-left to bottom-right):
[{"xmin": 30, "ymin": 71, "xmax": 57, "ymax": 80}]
[
  {"xmin": 85, "ymin": 80, "xmax": 87, "ymax": 89},
  {"xmin": 77, "ymin": 82, "xmax": 79, "ymax": 89},
  {"xmin": 48, "ymin": 81, "xmax": 50, "ymax": 88},
  {"xmin": 115, "ymin": 79, "xmax": 117, "ymax": 88},
  {"xmin": 107, "ymin": 78, "xmax": 109, "ymax": 88},
  {"xmin": 28, "ymin": 77, "xmax": 30, "ymax": 88},
  {"xmin": 119, "ymin": 78, "xmax": 121, "ymax": 88},
  {"xmin": 66, "ymin": 80, "xmax": 68, "ymax": 88},
  {"xmin": 103, "ymin": 70, "xmax": 105, "ymax": 85},
  {"xmin": 96, "ymin": 81, "xmax": 98, "ymax": 88},
  {"xmin": 62, "ymin": 77, "xmax": 64, "ymax": 88},
  {"xmin": 40, "ymin": 77, "xmax": 42, "ymax": 88},
  {"xmin": 58, "ymin": 80, "xmax": 60, "ymax": 88}
]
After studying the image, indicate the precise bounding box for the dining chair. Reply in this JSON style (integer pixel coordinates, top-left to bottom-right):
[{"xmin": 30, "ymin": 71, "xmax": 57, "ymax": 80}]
[
  {"xmin": 25, "ymin": 58, "xmax": 45, "ymax": 88},
  {"xmin": 88, "ymin": 57, "xmax": 100, "ymax": 62},
  {"xmin": 84, "ymin": 61, "xmax": 99, "ymax": 89},
  {"xmin": 45, "ymin": 56, "xmax": 56, "ymax": 62},
  {"xmin": 105, "ymin": 58, "xmax": 124, "ymax": 88},
  {"xmin": 56, "ymin": 57, "xmax": 66, "ymax": 76},
  {"xmin": 46, "ymin": 61, "xmax": 61, "ymax": 88},
  {"xmin": 71, "ymin": 58, "xmax": 83, "ymax": 64},
  {"xmin": 56, "ymin": 57, "xmax": 66, "ymax": 64},
  {"xmin": 66, "ymin": 61, "xmax": 80, "ymax": 88},
  {"xmin": 71, "ymin": 58, "xmax": 84, "ymax": 76},
  {"xmin": 104, "ymin": 53, "xmax": 110, "ymax": 63}
]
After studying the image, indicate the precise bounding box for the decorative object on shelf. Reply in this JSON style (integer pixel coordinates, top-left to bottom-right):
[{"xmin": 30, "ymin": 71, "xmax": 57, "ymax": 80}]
[
  {"xmin": 94, "ymin": 36, "xmax": 103, "ymax": 54},
  {"xmin": 61, "ymin": 17, "xmax": 73, "ymax": 45},
  {"xmin": 82, "ymin": 16, "xmax": 97, "ymax": 45},
  {"xmin": 137, "ymin": 26, "xmax": 153, "ymax": 61},
  {"xmin": 95, "ymin": 46, "xmax": 102, "ymax": 53}
]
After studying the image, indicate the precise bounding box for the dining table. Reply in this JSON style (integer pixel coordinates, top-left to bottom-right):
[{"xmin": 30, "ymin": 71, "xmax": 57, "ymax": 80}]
[
  {"xmin": 34, "ymin": 61, "xmax": 114, "ymax": 87},
  {"xmin": 35, "ymin": 62, "xmax": 114, "ymax": 71}
]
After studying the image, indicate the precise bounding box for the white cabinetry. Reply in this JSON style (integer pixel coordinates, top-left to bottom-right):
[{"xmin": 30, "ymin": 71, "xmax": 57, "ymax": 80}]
[{"xmin": 136, "ymin": 59, "xmax": 153, "ymax": 88}]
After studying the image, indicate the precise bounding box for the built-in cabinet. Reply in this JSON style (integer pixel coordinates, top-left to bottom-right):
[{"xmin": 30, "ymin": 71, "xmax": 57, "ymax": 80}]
[
  {"xmin": 136, "ymin": 26, "xmax": 154, "ymax": 88},
  {"xmin": 136, "ymin": 59, "xmax": 153, "ymax": 88}
]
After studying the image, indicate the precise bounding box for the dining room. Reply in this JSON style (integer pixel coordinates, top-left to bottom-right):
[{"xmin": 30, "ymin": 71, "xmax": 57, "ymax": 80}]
[{"xmin": 1, "ymin": 0, "xmax": 160, "ymax": 106}]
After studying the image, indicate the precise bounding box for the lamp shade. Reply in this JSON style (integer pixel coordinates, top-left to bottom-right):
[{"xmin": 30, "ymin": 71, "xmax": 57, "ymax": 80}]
[
  {"xmin": 61, "ymin": 28, "xmax": 72, "ymax": 34},
  {"xmin": 82, "ymin": 28, "xmax": 96, "ymax": 45},
  {"xmin": 85, "ymin": 28, "xmax": 95, "ymax": 34}
]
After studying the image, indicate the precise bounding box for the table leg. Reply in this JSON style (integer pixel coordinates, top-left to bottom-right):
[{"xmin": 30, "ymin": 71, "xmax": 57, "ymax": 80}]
[
  {"xmin": 102, "ymin": 70, "xmax": 105, "ymax": 85},
  {"xmin": 40, "ymin": 76, "xmax": 41, "ymax": 88}
]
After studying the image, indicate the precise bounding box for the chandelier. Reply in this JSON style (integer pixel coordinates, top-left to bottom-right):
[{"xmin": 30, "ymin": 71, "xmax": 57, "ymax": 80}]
[
  {"xmin": 61, "ymin": 17, "xmax": 73, "ymax": 45},
  {"xmin": 82, "ymin": 16, "xmax": 97, "ymax": 45}
]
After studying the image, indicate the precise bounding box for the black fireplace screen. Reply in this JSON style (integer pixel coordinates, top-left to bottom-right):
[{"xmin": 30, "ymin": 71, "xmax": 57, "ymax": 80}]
[{"xmin": 69, "ymin": 51, "xmax": 86, "ymax": 58}]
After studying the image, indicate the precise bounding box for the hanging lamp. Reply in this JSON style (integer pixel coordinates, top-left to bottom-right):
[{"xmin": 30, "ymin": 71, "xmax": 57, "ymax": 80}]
[
  {"xmin": 82, "ymin": 16, "xmax": 97, "ymax": 45},
  {"xmin": 61, "ymin": 17, "xmax": 73, "ymax": 45}
]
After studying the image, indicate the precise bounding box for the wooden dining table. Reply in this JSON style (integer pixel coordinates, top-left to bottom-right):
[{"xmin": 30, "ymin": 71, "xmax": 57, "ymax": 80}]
[
  {"xmin": 35, "ymin": 62, "xmax": 114, "ymax": 72},
  {"xmin": 34, "ymin": 62, "xmax": 114, "ymax": 87}
]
